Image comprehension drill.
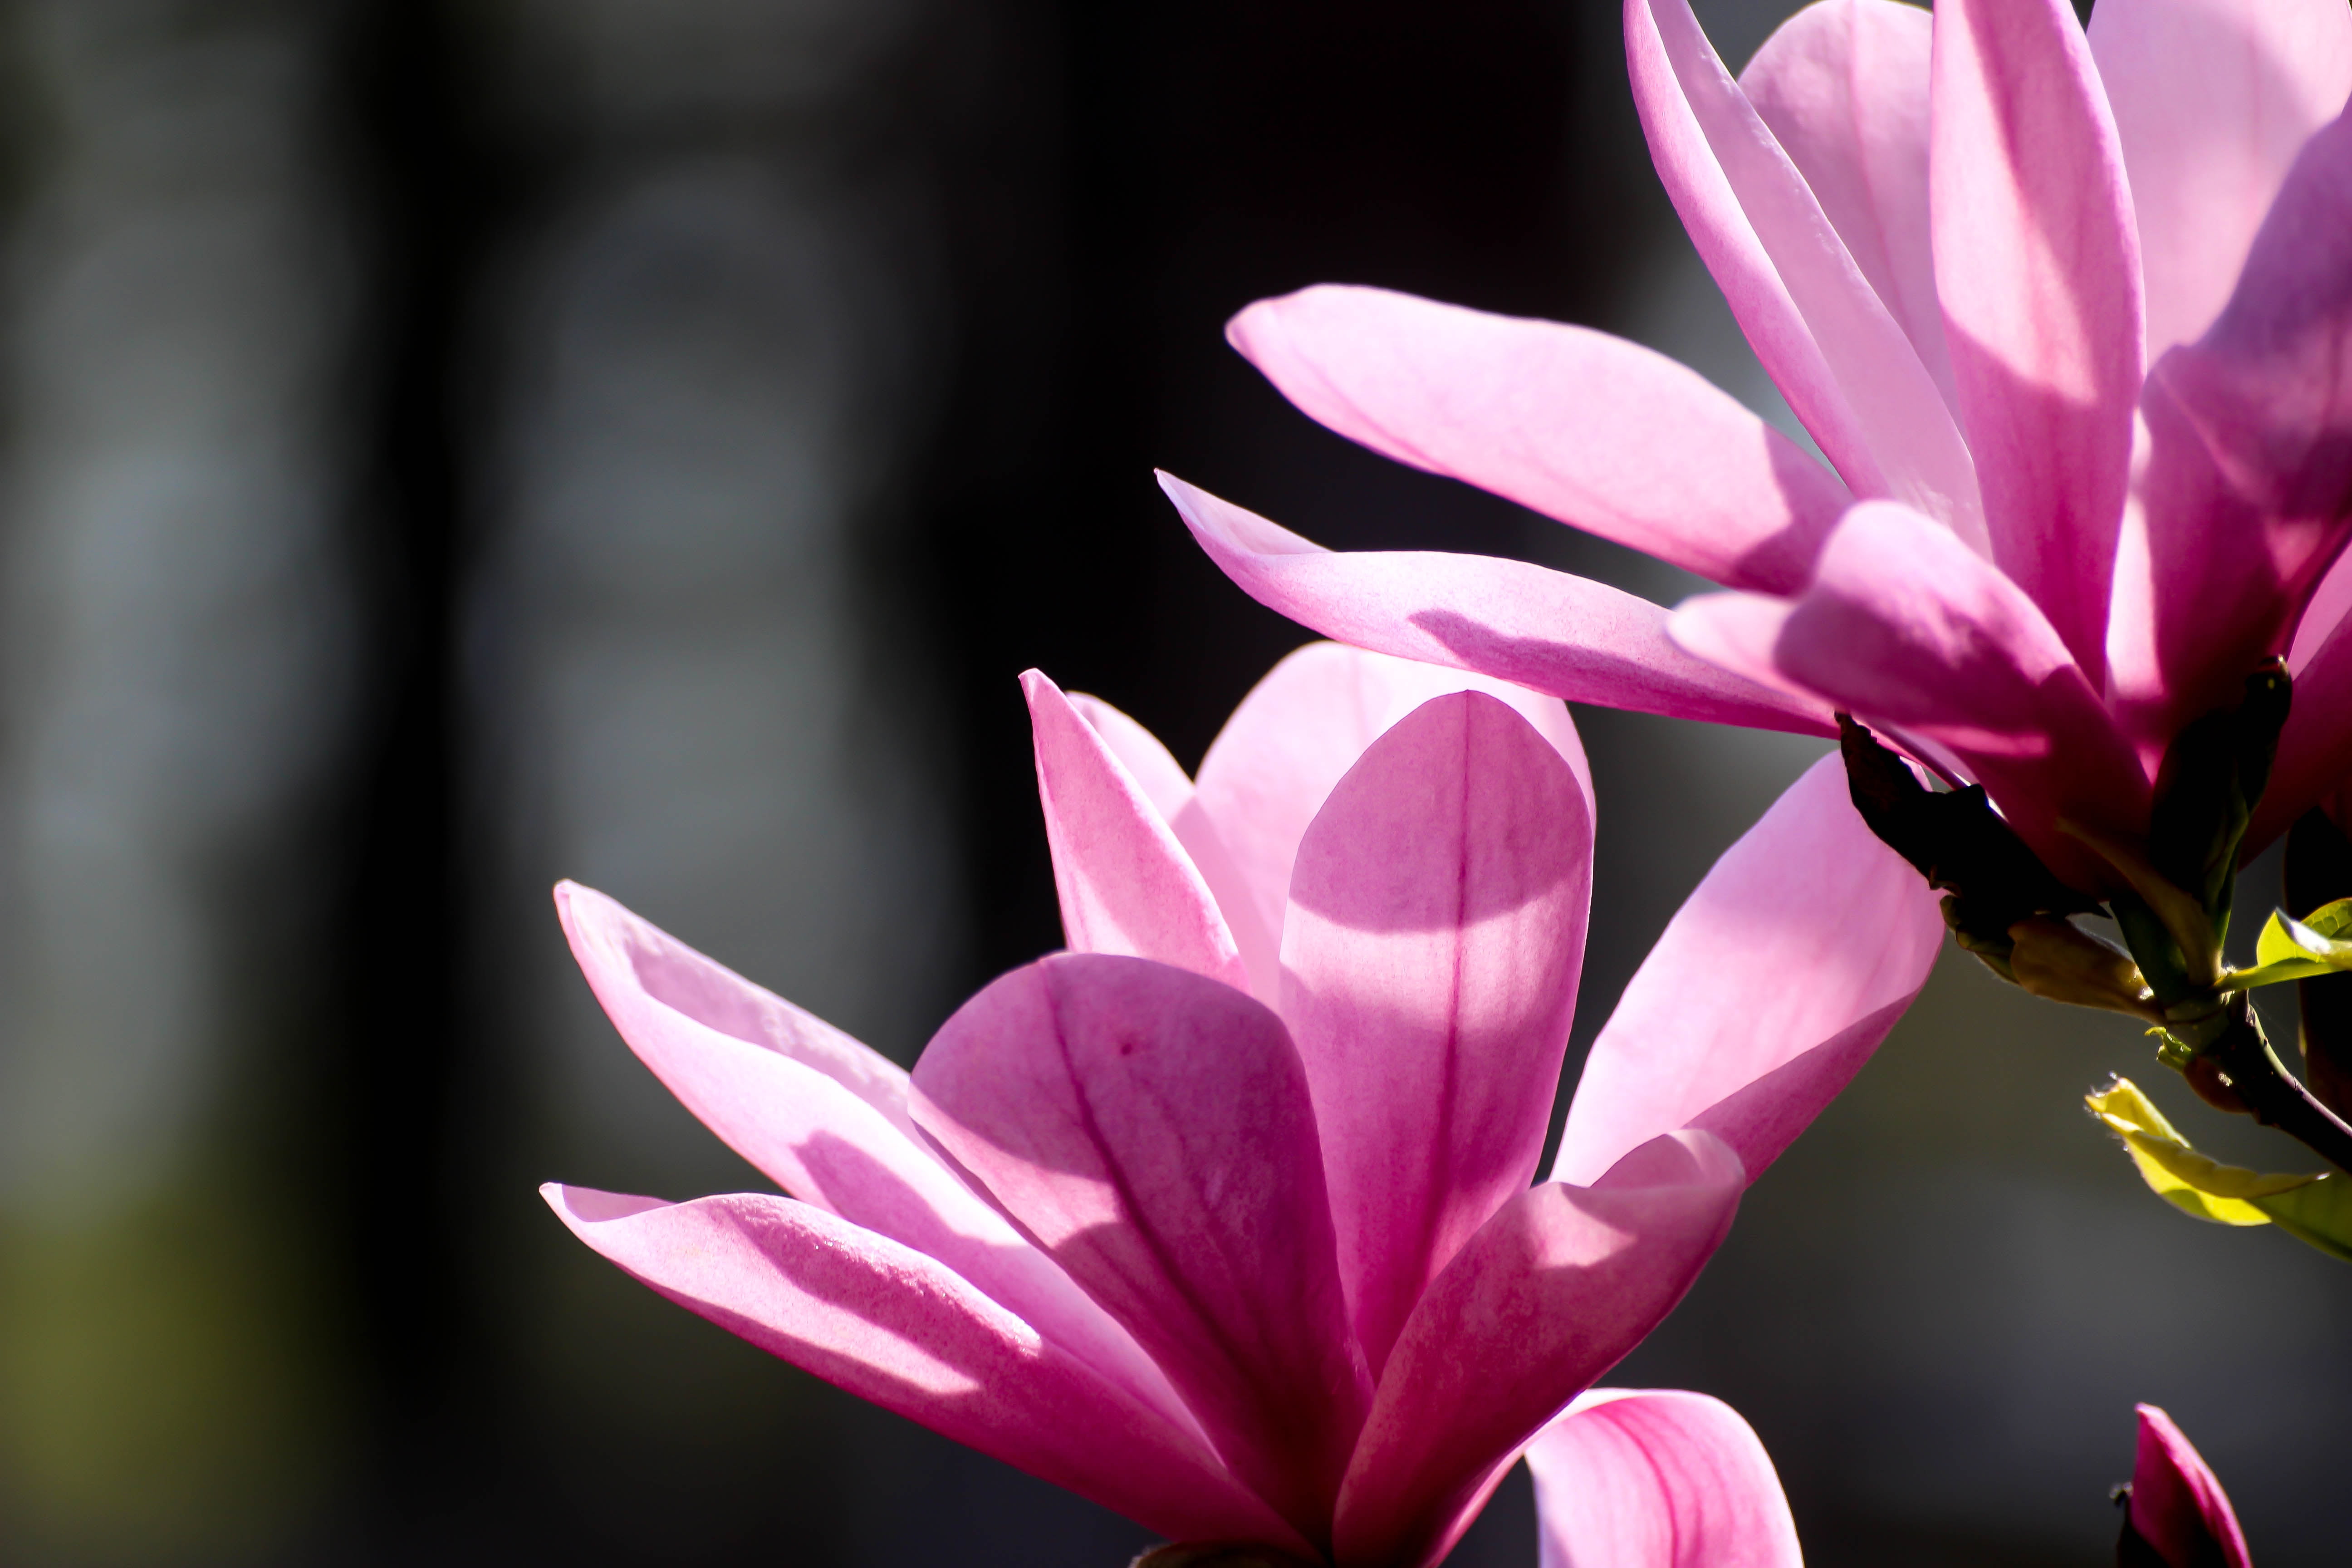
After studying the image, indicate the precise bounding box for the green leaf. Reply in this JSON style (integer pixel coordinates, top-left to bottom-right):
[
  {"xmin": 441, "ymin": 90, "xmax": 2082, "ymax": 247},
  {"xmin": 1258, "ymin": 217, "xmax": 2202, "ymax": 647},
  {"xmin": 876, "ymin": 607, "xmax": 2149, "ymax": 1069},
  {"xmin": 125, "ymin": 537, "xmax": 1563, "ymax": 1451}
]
[
  {"xmin": 2086, "ymin": 1078, "xmax": 2352, "ymax": 1261},
  {"xmin": 2228, "ymin": 901, "xmax": 2352, "ymax": 990}
]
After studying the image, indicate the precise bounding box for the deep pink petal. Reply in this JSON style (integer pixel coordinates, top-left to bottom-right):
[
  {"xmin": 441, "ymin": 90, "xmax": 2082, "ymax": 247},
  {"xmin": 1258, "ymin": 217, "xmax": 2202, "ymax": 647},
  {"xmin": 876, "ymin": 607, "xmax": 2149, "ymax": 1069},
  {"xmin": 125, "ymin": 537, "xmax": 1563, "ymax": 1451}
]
[
  {"xmin": 2253, "ymin": 614, "xmax": 2352, "ymax": 852},
  {"xmin": 909, "ymin": 953, "xmax": 1371, "ymax": 1548},
  {"xmin": 2135, "ymin": 106, "xmax": 2352, "ymax": 741},
  {"xmin": 2128, "ymin": 1404, "xmax": 2252, "ymax": 1568},
  {"xmin": 1226, "ymin": 285, "xmax": 1852, "ymax": 593},
  {"xmin": 1024, "ymin": 671, "xmax": 1249, "ymax": 993},
  {"xmin": 1628, "ymin": 0, "xmax": 1984, "ymax": 539},
  {"xmin": 553, "ymin": 882, "xmax": 1197, "ymax": 1432},
  {"xmin": 1742, "ymin": 0, "xmax": 1953, "ymax": 413},
  {"xmin": 1553, "ymin": 754, "xmax": 1942, "ymax": 1186},
  {"xmin": 1330, "ymin": 1132, "xmax": 1744, "ymax": 1568},
  {"xmin": 2091, "ymin": 0, "xmax": 2352, "ymax": 359},
  {"xmin": 1931, "ymin": 0, "xmax": 2144, "ymax": 686},
  {"xmin": 1191, "ymin": 640, "xmax": 1589, "ymax": 1004},
  {"xmin": 1673, "ymin": 501, "xmax": 2150, "ymax": 889},
  {"xmin": 1280, "ymin": 692, "xmax": 1592, "ymax": 1378},
  {"xmin": 543, "ymin": 1186, "xmax": 1307, "ymax": 1554},
  {"xmin": 1163, "ymin": 472, "xmax": 1837, "ymax": 737},
  {"xmin": 1527, "ymin": 1389, "xmax": 1803, "ymax": 1568},
  {"xmin": 2290, "ymin": 547, "xmax": 2352, "ymax": 673}
]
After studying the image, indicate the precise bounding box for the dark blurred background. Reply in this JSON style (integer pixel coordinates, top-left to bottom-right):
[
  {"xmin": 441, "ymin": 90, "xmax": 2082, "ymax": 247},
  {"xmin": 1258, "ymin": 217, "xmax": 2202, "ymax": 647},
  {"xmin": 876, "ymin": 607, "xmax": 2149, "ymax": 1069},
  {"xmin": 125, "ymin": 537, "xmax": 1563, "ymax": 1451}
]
[{"xmin": 0, "ymin": 0, "xmax": 2344, "ymax": 1563}]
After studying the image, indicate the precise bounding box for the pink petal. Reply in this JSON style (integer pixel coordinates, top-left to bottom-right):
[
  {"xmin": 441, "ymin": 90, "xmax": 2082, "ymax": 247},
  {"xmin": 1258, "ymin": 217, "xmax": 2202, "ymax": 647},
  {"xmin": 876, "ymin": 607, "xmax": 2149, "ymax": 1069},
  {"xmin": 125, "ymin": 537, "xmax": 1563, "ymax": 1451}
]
[
  {"xmin": 2253, "ymin": 614, "xmax": 2352, "ymax": 852},
  {"xmin": 543, "ymin": 1185, "xmax": 1307, "ymax": 1555},
  {"xmin": 1280, "ymin": 691, "xmax": 1593, "ymax": 1378},
  {"xmin": 1672, "ymin": 501, "xmax": 2150, "ymax": 889},
  {"xmin": 2289, "ymin": 546, "xmax": 2352, "ymax": 673},
  {"xmin": 1330, "ymin": 1132, "xmax": 1744, "ymax": 1568},
  {"xmin": 1068, "ymin": 691, "xmax": 1196, "ymax": 822},
  {"xmin": 1628, "ymin": 0, "xmax": 1984, "ymax": 540},
  {"xmin": 1191, "ymin": 640, "xmax": 1589, "ymax": 1004},
  {"xmin": 1162, "ymin": 472, "xmax": 1838, "ymax": 737},
  {"xmin": 1226, "ymin": 285, "xmax": 1852, "ymax": 593},
  {"xmin": 2127, "ymin": 1404, "xmax": 2252, "ymax": 1568},
  {"xmin": 1930, "ymin": 0, "xmax": 2145, "ymax": 685},
  {"xmin": 2091, "ymin": 0, "xmax": 2352, "ymax": 359},
  {"xmin": 908, "ymin": 953, "xmax": 1371, "ymax": 1549},
  {"xmin": 1553, "ymin": 753, "xmax": 1942, "ymax": 1186},
  {"xmin": 1742, "ymin": 0, "xmax": 1954, "ymax": 413},
  {"xmin": 1024, "ymin": 671, "xmax": 1249, "ymax": 993},
  {"xmin": 1527, "ymin": 1389, "xmax": 1803, "ymax": 1568},
  {"xmin": 554, "ymin": 882, "xmax": 1197, "ymax": 1433},
  {"xmin": 2135, "ymin": 105, "xmax": 2352, "ymax": 741}
]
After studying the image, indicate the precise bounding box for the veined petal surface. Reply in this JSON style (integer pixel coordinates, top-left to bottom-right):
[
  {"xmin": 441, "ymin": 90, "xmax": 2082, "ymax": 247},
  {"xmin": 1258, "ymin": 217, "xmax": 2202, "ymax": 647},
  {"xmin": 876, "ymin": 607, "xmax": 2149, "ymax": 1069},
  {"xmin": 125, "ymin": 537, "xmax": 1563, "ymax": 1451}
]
[
  {"xmin": 1227, "ymin": 284, "xmax": 1852, "ymax": 593},
  {"xmin": 1527, "ymin": 1389, "xmax": 1803, "ymax": 1568},
  {"xmin": 909, "ymin": 953, "xmax": 1370, "ymax": 1548},
  {"xmin": 1931, "ymin": 0, "xmax": 2144, "ymax": 684},
  {"xmin": 1193, "ymin": 641, "xmax": 1588, "ymax": 1004},
  {"xmin": 1330, "ymin": 1132, "xmax": 1743, "ymax": 1568},
  {"xmin": 544, "ymin": 1186, "xmax": 1305, "ymax": 1555},
  {"xmin": 1163, "ymin": 473, "xmax": 1837, "ymax": 736},
  {"xmin": 1554, "ymin": 754, "xmax": 1941, "ymax": 1186},
  {"xmin": 1280, "ymin": 692, "xmax": 1592, "ymax": 1377}
]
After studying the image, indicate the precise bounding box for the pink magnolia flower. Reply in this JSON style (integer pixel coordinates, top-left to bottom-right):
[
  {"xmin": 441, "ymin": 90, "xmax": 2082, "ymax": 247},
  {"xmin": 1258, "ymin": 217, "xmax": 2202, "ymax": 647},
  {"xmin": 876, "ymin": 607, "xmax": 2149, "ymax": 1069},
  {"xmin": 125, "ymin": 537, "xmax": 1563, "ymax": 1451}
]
[
  {"xmin": 2122, "ymin": 1404, "xmax": 2251, "ymax": 1568},
  {"xmin": 1167, "ymin": 0, "xmax": 2352, "ymax": 893},
  {"xmin": 542, "ymin": 643, "xmax": 1940, "ymax": 1566},
  {"xmin": 1527, "ymin": 1389, "xmax": 1803, "ymax": 1568}
]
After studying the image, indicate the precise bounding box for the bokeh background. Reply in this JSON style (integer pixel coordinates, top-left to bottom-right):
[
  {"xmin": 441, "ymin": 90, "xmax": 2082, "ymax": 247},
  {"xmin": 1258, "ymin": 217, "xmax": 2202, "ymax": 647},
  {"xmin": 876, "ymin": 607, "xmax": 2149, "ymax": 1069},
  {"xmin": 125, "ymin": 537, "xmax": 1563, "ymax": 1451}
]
[{"xmin": 0, "ymin": 0, "xmax": 2344, "ymax": 1563}]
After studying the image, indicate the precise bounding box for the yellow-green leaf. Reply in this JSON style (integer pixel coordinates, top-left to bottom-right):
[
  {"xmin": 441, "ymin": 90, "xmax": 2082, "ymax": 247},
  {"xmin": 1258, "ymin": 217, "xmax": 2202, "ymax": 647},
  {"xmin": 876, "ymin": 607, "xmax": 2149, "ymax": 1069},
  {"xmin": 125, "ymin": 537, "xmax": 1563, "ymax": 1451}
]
[
  {"xmin": 2086, "ymin": 1079, "xmax": 2352, "ymax": 1259},
  {"xmin": 2227, "ymin": 902, "xmax": 2352, "ymax": 990}
]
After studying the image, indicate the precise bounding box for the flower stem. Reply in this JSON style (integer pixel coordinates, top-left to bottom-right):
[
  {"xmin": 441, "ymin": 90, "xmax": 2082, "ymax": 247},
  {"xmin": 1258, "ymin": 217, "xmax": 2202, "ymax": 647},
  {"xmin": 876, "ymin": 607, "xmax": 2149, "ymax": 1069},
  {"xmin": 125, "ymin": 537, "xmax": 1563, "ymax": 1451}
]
[{"xmin": 2203, "ymin": 994, "xmax": 2352, "ymax": 1176}]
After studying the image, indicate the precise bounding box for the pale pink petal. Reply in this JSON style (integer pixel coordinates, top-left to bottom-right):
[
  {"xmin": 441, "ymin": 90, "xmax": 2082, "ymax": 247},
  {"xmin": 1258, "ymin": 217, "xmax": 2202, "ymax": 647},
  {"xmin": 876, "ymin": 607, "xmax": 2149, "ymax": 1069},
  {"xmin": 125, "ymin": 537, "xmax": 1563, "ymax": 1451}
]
[
  {"xmin": 1068, "ymin": 691, "xmax": 1196, "ymax": 822},
  {"xmin": 1226, "ymin": 285, "xmax": 1852, "ymax": 593},
  {"xmin": 1553, "ymin": 753, "xmax": 1942, "ymax": 1186},
  {"xmin": 1672, "ymin": 501, "xmax": 2150, "ymax": 889},
  {"xmin": 1163, "ymin": 472, "xmax": 1838, "ymax": 737},
  {"xmin": 1191, "ymin": 640, "xmax": 1589, "ymax": 1003},
  {"xmin": 553, "ymin": 882, "xmax": 1198, "ymax": 1434},
  {"xmin": 1629, "ymin": 0, "xmax": 1984, "ymax": 541},
  {"xmin": 1930, "ymin": 0, "xmax": 2145, "ymax": 684},
  {"xmin": 1280, "ymin": 691, "xmax": 1593, "ymax": 1378},
  {"xmin": 1024, "ymin": 671, "xmax": 1249, "ymax": 993},
  {"xmin": 2136, "ymin": 105, "xmax": 2352, "ymax": 739},
  {"xmin": 2128, "ymin": 1405, "xmax": 2251, "ymax": 1568},
  {"xmin": 1330, "ymin": 1131, "xmax": 1744, "ymax": 1568},
  {"xmin": 1528, "ymin": 1389, "xmax": 1803, "ymax": 1568},
  {"xmin": 909, "ymin": 953, "xmax": 1370, "ymax": 1548},
  {"xmin": 543, "ymin": 1186, "xmax": 1307, "ymax": 1554},
  {"xmin": 2091, "ymin": 0, "xmax": 2352, "ymax": 359},
  {"xmin": 1743, "ymin": 0, "xmax": 1953, "ymax": 412}
]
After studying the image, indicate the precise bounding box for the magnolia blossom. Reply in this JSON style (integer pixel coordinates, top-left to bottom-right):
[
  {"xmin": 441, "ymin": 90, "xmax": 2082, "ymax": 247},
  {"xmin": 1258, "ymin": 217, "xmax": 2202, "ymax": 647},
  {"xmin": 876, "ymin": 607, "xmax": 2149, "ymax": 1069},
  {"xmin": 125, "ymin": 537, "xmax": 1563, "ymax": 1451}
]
[
  {"xmin": 1168, "ymin": 0, "xmax": 2352, "ymax": 895},
  {"xmin": 2123, "ymin": 1404, "xmax": 2251, "ymax": 1568},
  {"xmin": 543, "ymin": 644, "xmax": 1940, "ymax": 1566}
]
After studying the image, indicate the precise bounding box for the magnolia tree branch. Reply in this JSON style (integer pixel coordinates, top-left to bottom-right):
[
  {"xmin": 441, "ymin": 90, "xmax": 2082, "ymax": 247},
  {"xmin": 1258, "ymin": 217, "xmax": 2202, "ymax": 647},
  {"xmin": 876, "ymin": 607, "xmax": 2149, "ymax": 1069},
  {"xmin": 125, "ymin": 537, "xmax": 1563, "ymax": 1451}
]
[{"xmin": 2205, "ymin": 996, "xmax": 2352, "ymax": 1176}]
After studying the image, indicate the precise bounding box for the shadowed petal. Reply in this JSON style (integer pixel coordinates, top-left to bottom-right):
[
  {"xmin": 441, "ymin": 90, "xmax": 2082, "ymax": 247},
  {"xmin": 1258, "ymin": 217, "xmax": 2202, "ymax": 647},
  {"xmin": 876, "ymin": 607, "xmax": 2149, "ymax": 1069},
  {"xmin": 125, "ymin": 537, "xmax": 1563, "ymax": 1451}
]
[
  {"xmin": 2091, "ymin": 0, "xmax": 2352, "ymax": 359},
  {"xmin": 1192, "ymin": 641, "xmax": 1589, "ymax": 1004},
  {"xmin": 1226, "ymin": 284, "xmax": 1852, "ymax": 593},
  {"xmin": 554, "ymin": 882, "xmax": 1199, "ymax": 1434},
  {"xmin": 1743, "ymin": 0, "xmax": 1952, "ymax": 412},
  {"xmin": 1068, "ymin": 691, "xmax": 1196, "ymax": 821},
  {"xmin": 2127, "ymin": 1405, "xmax": 2251, "ymax": 1568},
  {"xmin": 1628, "ymin": 0, "xmax": 1983, "ymax": 539},
  {"xmin": 543, "ymin": 1186, "xmax": 1307, "ymax": 1555},
  {"xmin": 1674, "ymin": 501, "xmax": 2149, "ymax": 888},
  {"xmin": 909, "ymin": 953, "xmax": 1370, "ymax": 1549},
  {"xmin": 2252, "ymin": 612, "xmax": 2352, "ymax": 852},
  {"xmin": 1330, "ymin": 1132, "xmax": 1744, "ymax": 1568},
  {"xmin": 2136, "ymin": 106, "xmax": 2352, "ymax": 739},
  {"xmin": 1931, "ymin": 0, "xmax": 2144, "ymax": 684},
  {"xmin": 1280, "ymin": 692, "xmax": 1592, "ymax": 1377},
  {"xmin": 1527, "ymin": 1389, "xmax": 1803, "ymax": 1568},
  {"xmin": 1162, "ymin": 472, "xmax": 1837, "ymax": 737},
  {"xmin": 1025, "ymin": 671, "xmax": 1249, "ymax": 993},
  {"xmin": 1553, "ymin": 754, "xmax": 1941, "ymax": 1186}
]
